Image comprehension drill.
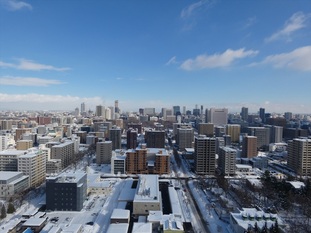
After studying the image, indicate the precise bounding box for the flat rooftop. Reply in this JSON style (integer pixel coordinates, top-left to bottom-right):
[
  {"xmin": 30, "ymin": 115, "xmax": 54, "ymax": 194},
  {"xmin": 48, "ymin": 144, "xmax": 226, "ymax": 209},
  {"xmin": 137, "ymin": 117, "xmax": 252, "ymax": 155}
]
[
  {"xmin": 134, "ymin": 175, "xmax": 159, "ymax": 203},
  {"xmin": 0, "ymin": 171, "xmax": 23, "ymax": 181}
]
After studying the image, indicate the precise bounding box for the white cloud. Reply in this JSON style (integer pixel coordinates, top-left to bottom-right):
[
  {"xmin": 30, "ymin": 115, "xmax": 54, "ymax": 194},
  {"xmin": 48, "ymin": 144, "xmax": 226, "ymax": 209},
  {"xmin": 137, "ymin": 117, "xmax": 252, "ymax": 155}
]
[
  {"xmin": 0, "ymin": 93, "xmax": 105, "ymax": 110},
  {"xmin": 165, "ymin": 56, "xmax": 177, "ymax": 66},
  {"xmin": 243, "ymin": 16, "xmax": 257, "ymax": 29},
  {"xmin": 180, "ymin": 48, "xmax": 258, "ymax": 71},
  {"xmin": 0, "ymin": 76, "xmax": 64, "ymax": 86},
  {"xmin": 265, "ymin": 12, "xmax": 311, "ymax": 42},
  {"xmin": 181, "ymin": 1, "xmax": 204, "ymax": 19},
  {"xmin": 0, "ymin": 59, "xmax": 71, "ymax": 71},
  {"xmin": 252, "ymin": 45, "xmax": 311, "ymax": 71},
  {"xmin": 0, "ymin": 0, "xmax": 32, "ymax": 11}
]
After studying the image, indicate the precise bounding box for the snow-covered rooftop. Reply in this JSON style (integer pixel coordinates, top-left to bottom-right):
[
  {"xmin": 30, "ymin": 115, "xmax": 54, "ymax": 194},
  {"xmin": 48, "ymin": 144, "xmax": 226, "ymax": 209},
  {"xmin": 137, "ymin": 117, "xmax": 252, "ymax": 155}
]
[
  {"xmin": 132, "ymin": 222, "xmax": 153, "ymax": 233},
  {"xmin": 106, "ymin": 223, "xmax": 129, "ymax": 233},
  {"xmin": 110, "ymin": 209, "xmax": 130, "ymax": 220},
  {"xmin": 288, "ymin": 181, "xmax": 305, "ymax": 189},
  {"xmin": 134, "ymin": 175, "xmax": 159, "ymax": 203}
]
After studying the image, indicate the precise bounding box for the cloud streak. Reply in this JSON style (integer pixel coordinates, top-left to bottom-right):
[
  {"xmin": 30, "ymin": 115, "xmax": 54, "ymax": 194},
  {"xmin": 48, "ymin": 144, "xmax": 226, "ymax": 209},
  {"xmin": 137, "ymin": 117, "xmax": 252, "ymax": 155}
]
[
  {"xmin": 165, "ymin": 56, "xmax": 177, "ymax": 66},
  {"xmin": 0, "ymin": 76, "xmax": 65, "ymax": 86},
  {"xmin": 0, "ymin": 59, "xmax": 71, "ymax": 71},
  {"xmin": 251, "ymin": 45, "xmax": 311, "ymax": 71},
  {"xmin": 180, "ymin": 48, "xmax": 258, "ymax": 71},
  {"xmin": 0, "ymin": 0, "xmax": 32, "ymax": 11},
  {"xmin": 265, "ymin": 12, "xmax": 311, "ymax": 42}
]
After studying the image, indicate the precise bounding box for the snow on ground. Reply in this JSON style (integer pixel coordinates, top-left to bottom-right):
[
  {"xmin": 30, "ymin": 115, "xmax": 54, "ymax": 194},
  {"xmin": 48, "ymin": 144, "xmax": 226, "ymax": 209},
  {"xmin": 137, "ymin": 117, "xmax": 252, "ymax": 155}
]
[{"xmin": 188, "ymin": 180, "xmax": 232, "ymax": 233}]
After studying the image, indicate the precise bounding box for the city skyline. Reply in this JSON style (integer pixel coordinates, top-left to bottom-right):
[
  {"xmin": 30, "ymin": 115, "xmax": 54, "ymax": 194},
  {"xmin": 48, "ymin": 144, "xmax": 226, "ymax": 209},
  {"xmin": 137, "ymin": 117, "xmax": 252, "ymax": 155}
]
[{"xmin": 0, "ymin": 0, "xmax": 311, "ymax": 113}]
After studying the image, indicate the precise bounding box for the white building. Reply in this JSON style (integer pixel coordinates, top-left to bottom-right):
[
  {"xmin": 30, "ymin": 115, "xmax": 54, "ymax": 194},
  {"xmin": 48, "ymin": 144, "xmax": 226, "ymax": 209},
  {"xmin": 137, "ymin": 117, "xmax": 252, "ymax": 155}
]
[
  {"xmin": 133, "ymin": 175, "xmax": 162, "ymax": 216},
  {"xmin": 207, "ymin": 108, "xmax": 228, "ymax": 125},
  {"xmin": 0, "ymin": 171, "xmax": 29, "ymax": 198}
]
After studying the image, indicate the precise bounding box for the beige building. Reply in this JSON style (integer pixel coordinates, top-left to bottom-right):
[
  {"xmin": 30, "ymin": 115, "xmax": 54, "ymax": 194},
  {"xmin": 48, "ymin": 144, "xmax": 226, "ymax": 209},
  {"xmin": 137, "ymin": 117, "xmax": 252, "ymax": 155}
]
[
  {"xmin": 96, "ymin": 141, "xmax": 112, "ymax": 164},
  {"xmin": 18, "ymin": 149, "xmax": 46, "ymax": 188},
  {"xmin": 288, "ymin": 138, "xmax": 311, "ymax": 176},
  {"xmin": 198, "ymin": 123, "xmax": 214, "ymax": 137},
  {"xmin": 16, "ymin": 140, "xmax": 33, "ymax": 150},
  {"xmin": 226, "ymin": 124, "xmax": 241, "ymax": 143},
  {"xmin": 50, "ymin": 140, "xmax": 75, "ymax": 169},
  {"xmin": 133, "ymin": 175, "xmax": 162, "ymax": 216},
  {"xmin": 46, "ymin": 159, "xmax": 62, "ymax": 175}
]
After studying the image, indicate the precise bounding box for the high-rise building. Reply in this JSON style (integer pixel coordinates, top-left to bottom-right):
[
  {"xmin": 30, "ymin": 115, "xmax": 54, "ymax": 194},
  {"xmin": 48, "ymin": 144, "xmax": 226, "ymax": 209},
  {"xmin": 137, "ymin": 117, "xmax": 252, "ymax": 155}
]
[
  {"xmin": 127, "ymin": 129, "xmax": 138, "ymax": 149},
  {"xmin": 144, "ymin": 108, "xmax": 156, "ymax": 116},
  {"xmin": 284, "ymin": 112, "xmax": 293, "ymax": 121},
  {"xmin": 173, "ymin": 106, "xmax": 181, "ymax": 116},
  {"xmin": 81, "ymin": 102, "xmax": 86, "ymax": 114},
  {"xmin": 270, "ymin": 126, "xmax": 283, "ymax": 143},
  {"xmin": 207, "ymin": 108, "xmax": 228, "ymax": 125},
  {"xmin": 226, "ymin": 124, "xmax": 241, "ymax": 143},
  {"xmin": 287, "ymin": 138, "xmax": 311, "ymax": 176},
  {"xmin": 215, "ymin": 126, "xmax": 225, "ymax": 137},
  {"xmin": 110, "ymin": 127, "xmax": 122, "ymax": 150},
  {"xmin": 247, "ymin": 127, "xmax": 270, "ymax": 150},
  {"xmin": 242, "ymin": 136, "xmax": 257, "ymax": 158},
  {"xmin": 241, "ymin": 107, "xmax": 248, "ymax": 121},
  {"xmin": 0, "ymin": 135, "xmax": 9, "ymax": 152},
  {"xmin": 0, "ymin": 172, "xmax": 29, "ymax": 199},
  {"xmin": 259, "ymin": 108, "xmax": 265, "ymax": 123},
  {"xmin": 46, "ymin": 173, "xmax": 87, "ymax": 211},
  {"xmin": 218, "ymin": 147, "xmax": 237, "ymax": 176},
  {"xmin": 126, "ymin": 148, "xmax": 147, "ymax": 174},
  {"xmin": 96, "ymin": 141, "xmax": 112, "ymax": 164},
  {"xmin": 18, "ymin": 149, "xmax": 46, "ymax": 188},
  {"xmin": 194, "ymin": 135, "xmax": 216, "ymax": 175},
  {"xmin": 1, "ymin": 120, "xmax": 13, "ymax": 130},
  {"xmin": 128, "ymin": 123, "xmax": 142, "ymax": 134},
  {"xmin": 145, "ymin": 130, "xmax": 165, "ymax": 148},
  {"xmin": 177, "ymin": 128, "xmax": 194, "ymax": 150},
  {"xmin": 154, "ymin": 150, "xmax": 170, "ymax": 174},
  {"xmin": 115, "ymin": 100, "xmax": 119, "ymax": 113},
  {"xmin": 96, "ymin": 105, "xmax": 105, "ymax": 117},
  {"xmin": 198, "ymin": 123, "xmax": 214, "ymax": 137},
  {"xmin": 50, "ymin": 141, "xmax": 75, "ymax": 169}
]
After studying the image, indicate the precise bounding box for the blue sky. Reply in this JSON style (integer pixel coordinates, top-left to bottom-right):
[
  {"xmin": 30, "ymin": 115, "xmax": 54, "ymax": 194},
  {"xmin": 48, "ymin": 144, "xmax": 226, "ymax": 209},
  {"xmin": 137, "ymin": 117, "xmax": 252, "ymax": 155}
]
[{"xmin": 0, "ymin": 0, "xmax": 311, "ymax": 113}]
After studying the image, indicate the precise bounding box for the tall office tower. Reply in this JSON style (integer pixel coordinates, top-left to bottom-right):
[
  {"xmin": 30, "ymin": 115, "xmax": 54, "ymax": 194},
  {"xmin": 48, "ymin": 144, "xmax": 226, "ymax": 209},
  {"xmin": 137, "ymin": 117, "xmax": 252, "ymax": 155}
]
[
  {"xmin": 207, "ymin": 108, "xmax": 228, "ymax": 125},
  {"xmin": 105, "ymin": 107, "xmax": 112, "ymax": 120},
  {"xmin": 173, "ymin": 106, "xmax": 181, "ymax": 116},
  {"xmin": 115, "ymin": 100, "xmax": 119, "ymax": 113},
  {"xmin": 201, "ymin": 105, "xmax": 203, "ymax": 115},
  {"xmin": 108, "ymin": 106, "xmax": 115, "ymax": 120},
  {"xmin": 287, "ymin": 138, "xmax": 311, "ymax": 176},
  {"xmin": 198, "ymin": 123, "xmax": 214, "ymax": 137},
  {"xmin": 247, "ymin": 127, "xmax": 270, "ymax": 150},
  {"xmin": 74, "ymin": 107, "xmax": 79, "ymax": 116},
  {"xmin": 259, "ymin": 108, "xmax": 265, "ymax": 123},
  {"xmin": 0, "ymin": 135, "xmax": 9, "ymax": 151},
  {"xmin": 241, "ymin": 107, "xmax": 248, "ymax": 121},
  {"xmin": 242, "ymin": 136, "xmax": 257, "ymax": 158},
  {"xmin": 144, "ymin": 108, "xmax": 156, "ymax": 116},
  {"xmin": 215, "ymin": 126, "xmax": 225, "ymax": 137},
  {"xmin": 128, "ymin": 123, "xmax": 142, "ymax": 134},
  {"xmin": 50, "ymin": 140, "xmax": 75, "ymax": 169},
  {"xmin": 96, "ymin": 141, "xmax": 112, "ymax": 164},
  {"xmin": 110, "ymin": 127, "xmax": 122, "ymax": 150},
  {"xmin": 193, "ymin": 108, "xmax": 200, "ymax": 116},
  {"xmin": 177, "ymin": 128, "xmax": 194, "ymax": 150},
  {"xmin": 81, "ymin": 102, "xmax": 86, "ymax": 114},
  {"xmin": 284, "ymin": 112, "xmax": 293, "ymax": 121},
  {"xmin": 145, "ymin": 130, "xmax": 165, "ymax": 148},
  {"xmin": 18, "ymin": 149, "xmax": 46, "ymax": 188},
  {"xmin": 1, "ymin": 120, "xmax": 13, "ymax": 130},
  {"xmin": 226, "ymin": 124, "xmax": 241, "ymax": 143},
  {"xmin": 183, "ymin": 106, "xmax": 186, "ymax": 115},
  {"xmin": 218, "ymin": 147, "xmax": 237, "ymax": 176},
  {"xmin": 270, "ymin": 126, "xmax": 283, "ymax": 143},
  {"xmin": 125, "ymin": 148, "xmax": 147, "ymax": 174},
  {"xmin": 127, "ymin": 129, "xmax": 138, "ymax": 149},
  {"xmin": 96, "ymin": 105, "xmax": 105, "ymax": 117},
  {"xmin": 194, "ymin": 135, "xmax": 216, "ymax": 175},
  {"xmin": 161, "ymin": 108, "xmax": 167, "ymax": 119}
]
